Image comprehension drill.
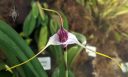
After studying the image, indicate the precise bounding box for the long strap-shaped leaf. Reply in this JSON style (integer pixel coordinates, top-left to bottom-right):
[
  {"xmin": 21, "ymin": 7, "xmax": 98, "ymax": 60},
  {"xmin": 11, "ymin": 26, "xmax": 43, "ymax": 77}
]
[
  {"xmin": 0, "ymin": 20, "xmax": 48, "ymax": 77},
  {"xmin": 0, "ymin": 38, "xmax": 26, "ymax": 77},
  {"xmin": 0, "ymin": 30, "xmax": 37, "ymax": 77}
]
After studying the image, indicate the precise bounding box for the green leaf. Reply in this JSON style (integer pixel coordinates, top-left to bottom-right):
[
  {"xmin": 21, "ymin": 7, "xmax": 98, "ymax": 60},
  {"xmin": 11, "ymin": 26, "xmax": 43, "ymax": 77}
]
[
  {"xmin": 52, "ymin": 64, "xmax": 65, "ymax": 77},
  {"xmin": 23, "ymin": 11, "xmax": 36, "ymax": 37},
  {"xmin": 0, "ymin": 20, "xmax": 48, "ymax": 77},
  {"xmin": 32, "ymin": 2, "xmax": 39, "ymax": 18},
  {"xmin": 61, "ymin": 13, "xmax": 69, "ymax": 30},
  {"xmin": 0, "ymin": 31, "xmax": 28, "ymax": 77},
  {"xmin": 52, "ymin": 67, "xmax": 60, "ymax": 77},
  {"xmin": 0, "ymin": 70, "xmax": 13, "ymax": 77},
  {"xmin": 37, "ymin": 2, "xmax": 45, "ymax": 21},
  {"xmin": 40, "ymin": 15, "xmax": 48, "ymax": 26},
  {"xmin": 50, "ymin": 19, "xmax": 59, "ymax": 34},
  {"xmin": 0, "ymin": 62, "xmax": 6, "ymax": 71},
  {"xmin": 114, "ymin": 32, "xmax": 122, "ymax": 42},
  {"xmin": 67, "ymin": 32, "xmax": 86, "ymax": 66},
  {"xmin": 49, "ymin": 45, "xmax": 63, "ymax": 63},
  {"xmin": 98, "ymin": 0, "xmax": 106, "ymax": 4},
  {"xmin": 68, "ymin": 69, "xmax": 75, "ymax": 77},
  {"xmin": 114, "ymin": 7, "xmax": 128, "ymax": 17},
  {"xmin": 72, "ymin": 32, "xmax": 86, "ymax": 43},
  {"xmin": 67, "ymin": 46, "xmax": 80, "ymax": 65},
  {"xmin": 102, "ymin": 7, "xmax": 114, "ymax": 18},
  {"xmin": 38, "ymin": 26, "xmax": 48, "ymax": 50}
]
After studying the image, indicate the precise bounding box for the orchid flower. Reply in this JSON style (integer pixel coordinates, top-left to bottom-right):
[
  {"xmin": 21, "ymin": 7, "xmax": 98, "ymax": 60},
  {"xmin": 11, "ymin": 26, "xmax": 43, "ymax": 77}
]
[
  {"xmin": 47, "ymin": 26, "xmax": 79, "ymax": 47},
  {"xmin": 6, "ymin": 24, "xmax": 121, "ymax": 72},
  {"xmin": 6, "ymin": 2, "xmax": 122, "ymax": 72}
]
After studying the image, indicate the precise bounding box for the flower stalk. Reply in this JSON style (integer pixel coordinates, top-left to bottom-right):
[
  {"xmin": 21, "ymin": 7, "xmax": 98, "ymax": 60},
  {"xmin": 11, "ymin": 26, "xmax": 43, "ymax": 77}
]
[
  {"xmin": 77, "ymin": 42, "xmax": 122, "ymax": 69},
  {"xmin": 64, "ymin": 48, "xmax": 68, "ymax": 77},
  {"xmin": 37, "ymin": 1, "xmax": 63, "ymax": 27},
  {"xmin": 6, "ymin": 44, "xmax": 49, "ymax": 72}
]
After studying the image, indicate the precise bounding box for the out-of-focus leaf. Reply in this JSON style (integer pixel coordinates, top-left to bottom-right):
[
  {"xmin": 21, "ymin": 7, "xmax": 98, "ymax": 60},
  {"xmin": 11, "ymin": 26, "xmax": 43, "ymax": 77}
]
[
  {"xmin": 0, "ymin": 31, "xmax": 28, "ymax": 77},
  {"xmin": 100, "ymin": 0, "xmax": 128, "ymax": 19},
  {"xmin": 98, "ymin": 0, "xmax": 106, "ymax": 4},
  {"xmin": 50, "ymin": 19, "xmax": 59, "ymax": 34},
  {"xmin": 25, "ymin": 38, "xmax": 32, "ymax": 45},
  {"xmin": 52, "ymin": 64, "xmax": 65, "ymax": 77},
  {"xmin": 32, "ymin": 2, "xmax": 39, "ymax": 18},
  {"xmin": 62, "ymin": 13, "xmax": 69, "ymax": 30},
  {"xmin": 43, "ymin": 2, "xmax": 48, "ymax": 8},
  {"xmin": 38, "ymin": 26, "xmax": 48, "ymax": 50},
  {"xmin": 67, "ymin": 32, "xmax": 86, "ymax": 65},
  {"xmin": 114, "ymin": 32, "xmax": 122, "ymax": 42},
  {"xmin": 68, "ymin": 69, "xmax": 75, "ymax": 77},
  {"xmin": 72, "ymin": 32, "xmax": 86, "ymax": 43},
  {"xmin": 23, "ymin": 12, "xmax": 36, "ymax": 37},
  {"xmin": 113, "ymin": 7, "xmax": 128, "ymax": 17},
  {"xmin": 50, "ymin": 13, "xmax": 69, "ymax": 33},
  {"xmin": 67, "ymin": 46, "xmax": 80, "ymax": 65},
  {"xmin": 52, "ymin": 67, "xmax": 59, "ymax": 77},
  {"xmin": 40, "ymin": 15, "xmax": 48, "ymax": 26},
  {"xmin": 0, "ymin": 62, "xmax": 6, "ymax": 71},
  {"xmin": 102, "ymin": 7, "xmax": 114, "ymax": 18},
  {"xmin": 0, "ymin": 70, "xmax": 13, "ymax": 77},
  {"xmin": 91, "ymin": 0, "xmax": 97, "ymax": 5},
  {"xmin": 76, "ymin": 0, "xmax": 86, "ymax": 6},
  {"xmin": 37, "ymin": 15, "xmax": 49, "ymax": 48},
  {"xmin": 37, "ymin": 2, "xmax": 45, "ymax": 20},
  {"xmin": 122, "ymin": 32, "xmax": 128, "ymax": 38},
  {"xmin": 49, "ymin": 45, "xmax": 63, "ymax": 63},
  {"xmin": 0, "ymin": 20, "xmax": 48, "ymax": 77}
]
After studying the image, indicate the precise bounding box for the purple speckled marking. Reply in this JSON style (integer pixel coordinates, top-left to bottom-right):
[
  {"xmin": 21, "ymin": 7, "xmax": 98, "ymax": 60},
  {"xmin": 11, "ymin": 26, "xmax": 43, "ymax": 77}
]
[{"xmin": 57, "ymin": 27, "xmax": 68, "ymax": 43}]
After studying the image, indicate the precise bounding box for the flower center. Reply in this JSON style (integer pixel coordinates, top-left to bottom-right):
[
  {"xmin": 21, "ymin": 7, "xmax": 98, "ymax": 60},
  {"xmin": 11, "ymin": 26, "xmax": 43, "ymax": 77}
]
[{"xmin": 57, "ymin": 27, "xmax": 68, "ymax": 43}]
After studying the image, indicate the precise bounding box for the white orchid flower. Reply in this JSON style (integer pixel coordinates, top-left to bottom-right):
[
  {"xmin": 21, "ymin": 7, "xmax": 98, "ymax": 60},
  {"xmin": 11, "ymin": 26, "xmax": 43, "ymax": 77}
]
[
  {"xmin": 46, "ymin": 26, "xmax": 80, "ymax": 47},
  {"xmin": 5, "ymin": 26, "xmax": 81, "ymax": 72},
  {"xmin": 6, "ymin": 26, "xmax": 122, "ymax": 72}
]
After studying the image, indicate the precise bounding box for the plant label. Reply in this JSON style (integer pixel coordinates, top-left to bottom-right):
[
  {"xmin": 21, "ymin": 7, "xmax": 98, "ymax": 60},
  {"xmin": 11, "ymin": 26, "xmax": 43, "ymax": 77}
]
[{"xmin": 38, "ymin": 57, "xmax": 51, "ymax": 70}]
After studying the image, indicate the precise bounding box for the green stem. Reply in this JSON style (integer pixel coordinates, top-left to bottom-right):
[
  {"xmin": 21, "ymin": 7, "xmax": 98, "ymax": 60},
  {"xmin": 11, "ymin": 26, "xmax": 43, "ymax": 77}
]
[
  {"xmin": 6, "ymin": 44, "xmax": 49, "ymax": 71},
  {"xmin": 37, "ymin": 1, "xmax": 45, "ymax": 20},
  {"xmin": 37, "ymin": 1, "xmax": 63, "ymax": 26},
  {"xmin": 64, "ymin": 48, "xmax": 68, "ymax": 77},
  {"xmin": 66, "ymin": 70, "xmax": 68, "ymax": 77},
  {"xmin": 77, "ymin": 42, "xmax": 122, "ymax": 69},
  {"xmin": 64, "ymin": 51, "xmax": 67, "ymax": 68}
]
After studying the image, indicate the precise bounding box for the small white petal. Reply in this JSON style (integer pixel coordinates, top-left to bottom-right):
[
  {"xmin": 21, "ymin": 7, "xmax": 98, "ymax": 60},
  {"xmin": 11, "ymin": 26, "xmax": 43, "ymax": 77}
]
[
  {"xmin": 64, "ymin": 33, "xmax": 80, "ymax": 44},
  {"xmin": 86, "ymin": 45, "xmax": 96, "ymax": 57},
  {"xmin": 120, "ymin": 62, "xmax": 128, "ymax": 73},
  {"xmin": 47, "ymin": 34, "xmax": 61, "ymax": 45},
  {"xmin": 47, "ymin": 32, "xmax": 80, "ymax": 46}
]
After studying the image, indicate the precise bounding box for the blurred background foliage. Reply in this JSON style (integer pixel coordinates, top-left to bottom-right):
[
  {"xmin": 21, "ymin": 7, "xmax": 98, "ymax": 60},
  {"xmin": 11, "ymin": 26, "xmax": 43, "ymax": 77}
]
[{"xmin": 0, "ymin": 0, "xmax": 128, "ymax": 77}]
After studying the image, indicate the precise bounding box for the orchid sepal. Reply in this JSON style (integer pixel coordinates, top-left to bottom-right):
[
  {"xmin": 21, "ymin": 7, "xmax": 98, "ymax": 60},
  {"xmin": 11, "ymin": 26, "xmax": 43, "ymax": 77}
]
[{"xmin": 47, "ymin": 32, "xmax": 80, "ymax": 46}]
